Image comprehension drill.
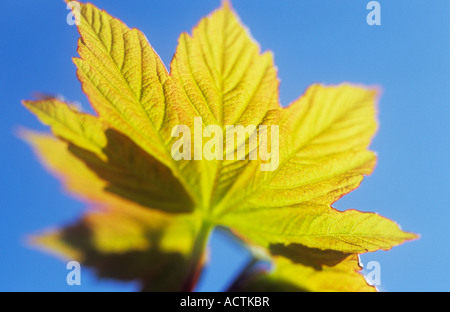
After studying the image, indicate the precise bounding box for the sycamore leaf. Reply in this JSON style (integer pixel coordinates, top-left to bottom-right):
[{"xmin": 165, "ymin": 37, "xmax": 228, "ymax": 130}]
[
  {"xmin": 22, "ymin": 1, "xmax": 417, "ymax": 291},
  {"xmin": 171, "ymin": 3, "xmax": 281, "ymax": 205},
  {"xmin": 229, "ymin": 245, "xmax": 375, "ymax": 292},
  {"xmin": 32, "ymin": 205, "xmax": 201, "ymax": 292},
  {"xmin": 20, "ymin": 107, "xmax": 194, "ymax": 213},
  {"xmin": 68, "ymin": 1, "xmax": 214, "ymax": 210}
]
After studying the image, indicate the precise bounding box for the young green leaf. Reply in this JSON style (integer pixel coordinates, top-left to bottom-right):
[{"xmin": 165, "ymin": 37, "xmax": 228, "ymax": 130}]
[{"xmin": 22, "ymin": 1, "xmax": 417, "ymax": 291}]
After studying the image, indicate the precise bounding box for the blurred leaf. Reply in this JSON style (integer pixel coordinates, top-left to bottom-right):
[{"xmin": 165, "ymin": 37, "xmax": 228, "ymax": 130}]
[
  {"xmin": 229, "ymin": 244, "xmax": 375, "ymax": 292},
  {"xmin": 33, "ymin": 207, "xmax": 201, "ymax": 291}
]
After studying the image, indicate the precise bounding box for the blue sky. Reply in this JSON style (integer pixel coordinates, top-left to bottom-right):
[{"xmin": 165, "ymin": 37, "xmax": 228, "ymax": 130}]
[{"xmin": 1, "ymin": 0, "xmax": 449, "ymax": 291}]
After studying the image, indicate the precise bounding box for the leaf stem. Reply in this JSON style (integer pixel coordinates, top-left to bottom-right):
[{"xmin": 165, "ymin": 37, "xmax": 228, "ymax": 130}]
[{"xmin": 181, "ymin": 220, "xmax": 212, "ymax": 292}]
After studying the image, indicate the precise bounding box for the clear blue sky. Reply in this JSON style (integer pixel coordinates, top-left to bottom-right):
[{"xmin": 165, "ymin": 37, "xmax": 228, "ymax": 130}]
[{"xmin": 1, "ymin": 0, "xmax": 449, "ymax": 291}]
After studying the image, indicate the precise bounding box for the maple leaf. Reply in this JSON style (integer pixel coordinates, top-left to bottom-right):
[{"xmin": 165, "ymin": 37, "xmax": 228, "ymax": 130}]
[{"xmin": 21, "ymin": 1, "xmax": 417, "ymax": 291}]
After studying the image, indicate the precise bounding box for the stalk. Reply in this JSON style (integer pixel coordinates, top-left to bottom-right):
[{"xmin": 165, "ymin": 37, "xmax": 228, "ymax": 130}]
[{"xmin": 181, "ymin": 220, "xmax": 212, "ymax": 292}]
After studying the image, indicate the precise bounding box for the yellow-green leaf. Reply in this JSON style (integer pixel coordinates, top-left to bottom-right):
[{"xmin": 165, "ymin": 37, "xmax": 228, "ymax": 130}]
[
  {"xmin": 171, "ymin": 2, "xmax": 282, "ymax": 206},
  {"xmin": 230, "ymin": 245, "xmax": 375, "ymax": 292},
  {"xmin": 31, "ymin": 207, "xmax": 202, "ymax": 291},
  {"xmin": 216, "ymin": 84, "xmax": 378, "ymax": 214},
  {"xmin": 223, "ymin": 205, "xmax": 417, "ymax": 253},
  {"xmin": 22, "ymin": 99, "xmax": 108, "ymax": 157},
  {"xmin": 20, "ymin": 126, "xmax": 194, "ymax": 213},
  {"xmin": 68, "ymin": 1, "xmax": 212, "ymax": 209},
  {"xmin": 22, "ymin": 1, "xmax": 418, "ymax": 292}
]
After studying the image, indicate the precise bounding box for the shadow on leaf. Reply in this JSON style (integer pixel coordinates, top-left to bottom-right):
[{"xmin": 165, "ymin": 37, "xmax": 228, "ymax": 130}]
[
  {"xmin": 269, "ymin": 243, "xmax": 351, "ymax": 270},
  {"xmin": 33, "ymin": 209, "xmax": 199, "ymax": 292},
  {"xmin": 67, "ymin": 129, "xmax": 194, "ymax": 213}
]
